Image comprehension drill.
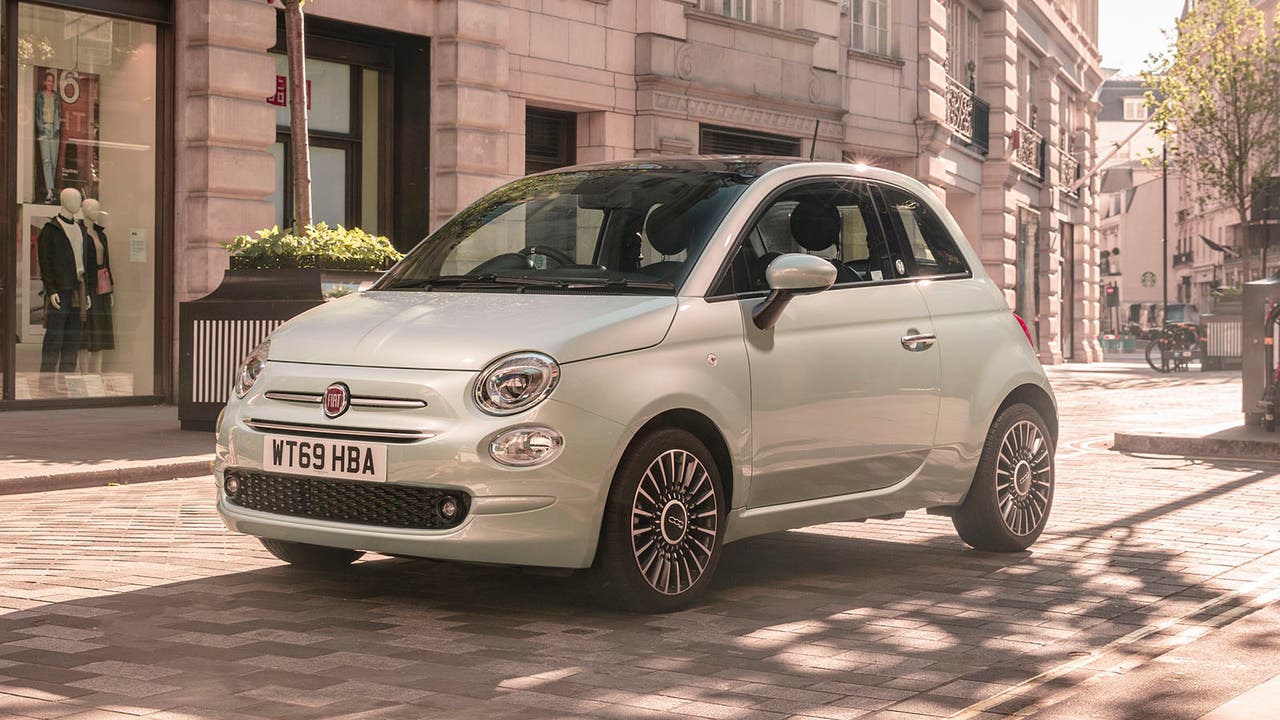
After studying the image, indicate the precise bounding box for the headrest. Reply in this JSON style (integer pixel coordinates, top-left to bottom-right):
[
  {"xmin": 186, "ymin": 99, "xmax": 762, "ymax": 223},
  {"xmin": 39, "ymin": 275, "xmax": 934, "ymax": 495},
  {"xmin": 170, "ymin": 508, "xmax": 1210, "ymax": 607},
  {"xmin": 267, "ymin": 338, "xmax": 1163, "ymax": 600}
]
[
  {"xmin": 789, "ymin": 198, "xmax": 841, "ymax": 252},
  {"xmin": 644, "ymin": 204, "xmax": 693, "ymax": 256}
]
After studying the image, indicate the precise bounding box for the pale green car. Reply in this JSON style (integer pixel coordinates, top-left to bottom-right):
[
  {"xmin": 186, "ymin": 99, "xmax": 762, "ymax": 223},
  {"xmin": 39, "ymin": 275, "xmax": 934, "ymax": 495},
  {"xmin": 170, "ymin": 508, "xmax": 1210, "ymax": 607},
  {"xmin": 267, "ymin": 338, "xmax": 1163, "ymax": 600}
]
[{"xmin": 216, "ymin": 158, "xmax": 1057, "ymax": 612}]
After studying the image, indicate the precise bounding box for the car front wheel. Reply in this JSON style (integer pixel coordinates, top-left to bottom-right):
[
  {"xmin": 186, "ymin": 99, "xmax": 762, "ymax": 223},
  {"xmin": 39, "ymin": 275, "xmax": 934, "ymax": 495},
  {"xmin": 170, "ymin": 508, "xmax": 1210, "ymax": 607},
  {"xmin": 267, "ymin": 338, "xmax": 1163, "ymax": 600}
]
[
  {"xmin": 952, "ymin": 403, "xmax": 1055, "ymax": 552},
  {"xmin": 591, "ymin": 428, "xmax": 725, "ymax": 613}
]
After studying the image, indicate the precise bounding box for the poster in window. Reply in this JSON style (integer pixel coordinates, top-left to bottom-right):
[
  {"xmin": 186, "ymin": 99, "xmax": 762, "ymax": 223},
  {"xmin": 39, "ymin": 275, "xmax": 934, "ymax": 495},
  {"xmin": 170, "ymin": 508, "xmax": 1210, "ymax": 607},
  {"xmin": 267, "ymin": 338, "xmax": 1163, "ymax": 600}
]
[{"xmin": 32, "ymin": 66, "xmax": 100, "ymax": 204}]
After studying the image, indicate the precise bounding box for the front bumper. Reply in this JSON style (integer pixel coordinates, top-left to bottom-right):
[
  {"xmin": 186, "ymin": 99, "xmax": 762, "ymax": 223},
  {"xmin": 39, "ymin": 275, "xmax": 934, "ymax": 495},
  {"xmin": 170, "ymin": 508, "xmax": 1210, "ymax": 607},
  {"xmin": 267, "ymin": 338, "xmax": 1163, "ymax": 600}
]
[{"xmin": 215, "ymin": 361, "xmax": 630, "ymax": 569}]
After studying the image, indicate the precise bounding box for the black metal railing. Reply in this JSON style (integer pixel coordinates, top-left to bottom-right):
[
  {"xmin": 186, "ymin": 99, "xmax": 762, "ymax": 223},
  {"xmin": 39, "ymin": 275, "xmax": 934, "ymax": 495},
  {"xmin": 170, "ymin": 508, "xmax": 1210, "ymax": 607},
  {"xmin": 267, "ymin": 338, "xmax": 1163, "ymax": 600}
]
[{"xmin": 945, "ymin": 77, "xmax": 991, "ymax": 156}]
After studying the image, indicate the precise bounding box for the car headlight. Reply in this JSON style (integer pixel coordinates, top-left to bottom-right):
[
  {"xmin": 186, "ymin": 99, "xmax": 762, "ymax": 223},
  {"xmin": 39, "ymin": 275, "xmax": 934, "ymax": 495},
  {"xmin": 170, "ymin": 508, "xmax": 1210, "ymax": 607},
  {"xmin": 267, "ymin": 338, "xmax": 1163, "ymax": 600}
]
[
  {"xmin": 474, "ymin": 352, "xmax": 560, "ymax": 415},
  {"xmin": 233, "ymin": 339, "xmax": 270, "ymax": 399}
]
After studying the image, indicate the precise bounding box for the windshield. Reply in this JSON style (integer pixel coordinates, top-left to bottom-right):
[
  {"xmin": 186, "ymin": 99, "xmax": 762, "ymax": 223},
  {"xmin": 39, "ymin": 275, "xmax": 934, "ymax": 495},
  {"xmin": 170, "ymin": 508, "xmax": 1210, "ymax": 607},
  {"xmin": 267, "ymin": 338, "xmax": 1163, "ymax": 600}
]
[{"xmin": 375, "ymin": 167, "xmax": 754, "ymax": 294}]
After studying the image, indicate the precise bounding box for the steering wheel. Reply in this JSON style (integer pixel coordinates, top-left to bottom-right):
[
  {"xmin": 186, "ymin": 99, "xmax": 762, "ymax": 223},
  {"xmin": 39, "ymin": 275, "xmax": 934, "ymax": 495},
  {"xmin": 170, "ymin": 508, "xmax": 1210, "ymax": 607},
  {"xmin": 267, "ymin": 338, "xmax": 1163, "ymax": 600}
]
[{"xmin": 518, "ymin": 245, "xmax": 575, "ymax": 269}]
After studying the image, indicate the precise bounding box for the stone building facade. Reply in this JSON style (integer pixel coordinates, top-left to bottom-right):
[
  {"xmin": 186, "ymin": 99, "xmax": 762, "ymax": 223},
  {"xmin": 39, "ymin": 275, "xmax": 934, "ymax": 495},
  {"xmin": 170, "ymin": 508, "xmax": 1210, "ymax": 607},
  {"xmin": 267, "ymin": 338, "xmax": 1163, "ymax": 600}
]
[{"xmin": 0, "ymin": 0, "xmax": 1103, "ymax": 408}]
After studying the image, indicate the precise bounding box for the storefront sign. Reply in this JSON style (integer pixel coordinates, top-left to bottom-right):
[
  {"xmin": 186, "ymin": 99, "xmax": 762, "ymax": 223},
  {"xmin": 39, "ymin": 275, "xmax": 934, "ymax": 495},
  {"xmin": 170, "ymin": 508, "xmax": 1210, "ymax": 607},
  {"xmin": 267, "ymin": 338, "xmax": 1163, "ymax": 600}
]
[{"xmin": 267, "ymin": 76, "xmax": 312, "ymax": 110}]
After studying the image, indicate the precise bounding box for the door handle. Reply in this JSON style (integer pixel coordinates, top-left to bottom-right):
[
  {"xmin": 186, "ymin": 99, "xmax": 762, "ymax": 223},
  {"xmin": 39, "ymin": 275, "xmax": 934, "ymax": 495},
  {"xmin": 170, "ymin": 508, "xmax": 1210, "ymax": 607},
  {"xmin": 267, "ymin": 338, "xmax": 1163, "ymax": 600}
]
[{"xmin": 900, "ymin": 332, "xmax": 936, "ymax": 352}]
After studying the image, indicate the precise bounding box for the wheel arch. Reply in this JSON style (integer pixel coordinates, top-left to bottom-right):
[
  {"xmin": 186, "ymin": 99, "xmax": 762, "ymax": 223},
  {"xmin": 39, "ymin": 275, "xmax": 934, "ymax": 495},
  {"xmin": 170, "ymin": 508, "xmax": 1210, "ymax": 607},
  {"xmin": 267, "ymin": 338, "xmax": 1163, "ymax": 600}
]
[
  {"xmin": 996, "ymin": 383, "xmax": 1058, "ymax": 446},
  {"xmin": 630, "ymin": 409, "xmax": 735, "ymax": 509}
]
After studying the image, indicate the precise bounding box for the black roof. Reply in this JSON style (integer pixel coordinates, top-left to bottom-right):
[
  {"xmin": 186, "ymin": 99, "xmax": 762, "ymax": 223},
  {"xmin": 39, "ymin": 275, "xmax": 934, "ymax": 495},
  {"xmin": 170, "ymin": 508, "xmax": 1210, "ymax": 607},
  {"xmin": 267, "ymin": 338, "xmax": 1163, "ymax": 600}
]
[{"xmin": 550, "ymin": 155, "xmax": 805, "ymax": 178}]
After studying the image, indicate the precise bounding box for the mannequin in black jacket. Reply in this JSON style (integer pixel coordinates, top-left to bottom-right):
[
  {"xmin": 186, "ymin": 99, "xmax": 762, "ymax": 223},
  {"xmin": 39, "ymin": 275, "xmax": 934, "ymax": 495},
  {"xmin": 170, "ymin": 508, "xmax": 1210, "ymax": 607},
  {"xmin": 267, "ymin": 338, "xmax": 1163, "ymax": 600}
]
[{"xmin": 39, "ymin": 188, "xmax": 96, "ymax": 372}]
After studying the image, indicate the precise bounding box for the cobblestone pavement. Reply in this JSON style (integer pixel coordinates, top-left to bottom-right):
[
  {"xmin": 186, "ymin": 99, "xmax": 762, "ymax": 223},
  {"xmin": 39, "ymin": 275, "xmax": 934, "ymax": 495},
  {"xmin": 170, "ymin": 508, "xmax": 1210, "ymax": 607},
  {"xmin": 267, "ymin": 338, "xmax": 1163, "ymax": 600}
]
[{"xmin": 2, "ymin": 364, "xmax": 1278, "ymax": 720}]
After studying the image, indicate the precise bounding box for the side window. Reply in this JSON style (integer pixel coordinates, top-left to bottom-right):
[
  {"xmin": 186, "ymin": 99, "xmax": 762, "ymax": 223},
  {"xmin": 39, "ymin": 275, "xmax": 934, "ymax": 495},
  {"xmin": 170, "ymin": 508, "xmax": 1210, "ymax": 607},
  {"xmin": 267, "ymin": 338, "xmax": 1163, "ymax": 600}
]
[
  {"xmin": 876, "ymin": 185, "xmax": 970, "ymax": 276},
  {"xmin": 714, "ymin": 180, "xmax": 898, "ymax": 295}
]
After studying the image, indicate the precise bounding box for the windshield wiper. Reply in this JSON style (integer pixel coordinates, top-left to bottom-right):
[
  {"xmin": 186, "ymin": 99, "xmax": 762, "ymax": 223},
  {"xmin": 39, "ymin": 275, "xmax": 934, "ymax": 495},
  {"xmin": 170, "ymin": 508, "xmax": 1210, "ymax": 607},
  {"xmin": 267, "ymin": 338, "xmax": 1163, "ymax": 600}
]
[
  {"xmin": 383, "ymin": 274, "xmax": 569, "ymax": 290},
  {"xmin": 564, "ymin": 278, "xmax": 674, "ymax": 291}
]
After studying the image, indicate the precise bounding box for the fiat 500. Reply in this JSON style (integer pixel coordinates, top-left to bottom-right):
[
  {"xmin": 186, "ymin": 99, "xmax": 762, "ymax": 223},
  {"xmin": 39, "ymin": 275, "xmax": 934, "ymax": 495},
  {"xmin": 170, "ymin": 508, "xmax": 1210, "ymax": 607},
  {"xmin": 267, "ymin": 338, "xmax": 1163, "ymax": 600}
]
[{"xmin": 216, "ymin": 158, "xmax": 1057, "ymax": 612}]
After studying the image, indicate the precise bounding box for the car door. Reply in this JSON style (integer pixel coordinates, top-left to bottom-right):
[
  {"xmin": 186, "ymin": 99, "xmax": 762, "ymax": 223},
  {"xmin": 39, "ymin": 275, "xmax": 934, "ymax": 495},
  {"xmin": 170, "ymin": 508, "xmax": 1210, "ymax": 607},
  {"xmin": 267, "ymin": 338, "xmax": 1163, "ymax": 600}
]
[{"xmin": 714, "ymin": 178, "xmax": 941, "ymax": 508}]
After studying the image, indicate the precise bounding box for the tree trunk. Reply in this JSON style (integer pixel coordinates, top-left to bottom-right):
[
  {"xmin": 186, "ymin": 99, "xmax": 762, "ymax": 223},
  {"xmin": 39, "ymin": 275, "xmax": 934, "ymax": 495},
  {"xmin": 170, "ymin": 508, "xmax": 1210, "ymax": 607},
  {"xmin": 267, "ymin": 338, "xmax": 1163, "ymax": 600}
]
[{"xmin": 283, "ymin": 0, "xmax": 311, "ymax": 230}]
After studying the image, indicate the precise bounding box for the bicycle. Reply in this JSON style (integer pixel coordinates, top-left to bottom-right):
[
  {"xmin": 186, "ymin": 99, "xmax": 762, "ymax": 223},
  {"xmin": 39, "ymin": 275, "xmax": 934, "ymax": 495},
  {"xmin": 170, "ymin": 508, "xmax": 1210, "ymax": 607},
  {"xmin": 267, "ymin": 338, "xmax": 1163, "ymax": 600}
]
[{"xmin": 1145, "ymin": 322, "xmax": 1201, "ymax": 373}]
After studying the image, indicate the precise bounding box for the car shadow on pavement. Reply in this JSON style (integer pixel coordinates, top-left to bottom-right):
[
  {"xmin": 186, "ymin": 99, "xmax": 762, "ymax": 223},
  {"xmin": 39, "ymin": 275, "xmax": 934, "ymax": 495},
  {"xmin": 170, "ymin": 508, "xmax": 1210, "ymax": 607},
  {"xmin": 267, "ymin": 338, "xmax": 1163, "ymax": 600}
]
[{"xmin": 5, "ymin": 465, "xmax": 1278, "ymax": 720}]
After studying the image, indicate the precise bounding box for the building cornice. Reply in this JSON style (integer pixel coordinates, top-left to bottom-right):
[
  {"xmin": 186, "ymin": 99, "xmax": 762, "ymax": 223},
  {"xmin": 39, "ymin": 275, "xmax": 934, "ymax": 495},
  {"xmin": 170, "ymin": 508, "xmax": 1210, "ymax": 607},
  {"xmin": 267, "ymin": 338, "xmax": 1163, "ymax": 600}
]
[{"xmin": 636, "ymin": 79, "xmax": 845, "ymax": 141}]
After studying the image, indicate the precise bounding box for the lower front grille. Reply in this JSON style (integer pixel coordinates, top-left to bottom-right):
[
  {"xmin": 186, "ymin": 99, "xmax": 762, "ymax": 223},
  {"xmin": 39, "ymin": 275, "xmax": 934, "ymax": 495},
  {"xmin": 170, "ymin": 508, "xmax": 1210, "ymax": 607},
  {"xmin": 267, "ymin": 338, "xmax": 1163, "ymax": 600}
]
[{"xmin": 223, "ymin": 469, "xmax": 469, "ymax": 530}]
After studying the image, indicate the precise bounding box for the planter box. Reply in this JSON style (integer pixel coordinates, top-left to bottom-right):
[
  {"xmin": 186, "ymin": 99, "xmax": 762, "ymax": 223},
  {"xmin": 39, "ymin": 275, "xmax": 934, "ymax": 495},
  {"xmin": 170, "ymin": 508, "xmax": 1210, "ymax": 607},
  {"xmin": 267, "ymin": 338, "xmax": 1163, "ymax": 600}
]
[{"xmin": 177, "ymin": 268, "xmax": 382, "ymax": 431}]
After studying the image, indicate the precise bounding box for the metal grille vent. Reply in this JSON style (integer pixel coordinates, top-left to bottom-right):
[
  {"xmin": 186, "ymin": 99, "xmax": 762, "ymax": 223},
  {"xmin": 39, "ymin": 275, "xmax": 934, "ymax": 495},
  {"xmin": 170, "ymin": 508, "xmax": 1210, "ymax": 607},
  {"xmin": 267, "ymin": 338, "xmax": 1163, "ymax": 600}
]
[{"xmin": 224, "ymin": 470, "xmax": 468, "ymax": 530}]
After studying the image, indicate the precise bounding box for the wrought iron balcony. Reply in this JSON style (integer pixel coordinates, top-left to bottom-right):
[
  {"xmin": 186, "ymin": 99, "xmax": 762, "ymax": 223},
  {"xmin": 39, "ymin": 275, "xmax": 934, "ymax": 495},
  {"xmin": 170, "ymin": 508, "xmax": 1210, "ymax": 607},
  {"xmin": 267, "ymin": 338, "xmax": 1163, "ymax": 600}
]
[
  {"xmin": 1061, "ymin": 151, "xmax": 1081, "ymax": 197},
  {"xmin": 946, "ymin": 76, "xmax": 990, "ymax": 155},
  {"xmin": 1013, "ymin": 118, "xmax": 1045, "ymax": 179}
]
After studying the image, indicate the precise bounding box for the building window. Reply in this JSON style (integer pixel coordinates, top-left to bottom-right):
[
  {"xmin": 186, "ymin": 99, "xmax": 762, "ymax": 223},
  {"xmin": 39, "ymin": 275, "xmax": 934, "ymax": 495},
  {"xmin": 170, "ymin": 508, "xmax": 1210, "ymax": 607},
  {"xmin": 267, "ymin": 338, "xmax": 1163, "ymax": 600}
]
[
  {"xmin": 699, "ymin": 125, "xmax": 800, "ymax": 156},
  {"xmin": 270, "ymin": 48, "xmax": 385, "ymax": 234},
  {"xmin": 946, "ymin": 1, "xmax": 981, "ymax": 84},
  {"xmin": 701, "ymin": 0, "xmax": 784, "ymax": 28},
  {"xmin": 525, "ymin": 108, "xmax": 577, "ymax": 173},
  {"xmin": 851, "ymin": 0, "xmax": 891, "ymax": 57},
  {"xmin": 1018, "ymin": 54, "xmax": 1039, "ymax": 123},
  {"xmin": 1123, "ymin": 97, "xmax": 1149, "ymax": 121}
]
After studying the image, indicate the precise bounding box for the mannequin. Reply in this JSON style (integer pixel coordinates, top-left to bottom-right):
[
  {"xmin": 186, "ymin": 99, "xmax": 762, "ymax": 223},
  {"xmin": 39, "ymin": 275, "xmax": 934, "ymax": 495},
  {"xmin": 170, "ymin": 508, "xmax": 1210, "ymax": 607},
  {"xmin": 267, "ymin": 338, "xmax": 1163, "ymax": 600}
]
[
  {"xmin": 79, "ymin": 199, "xmax": 114, "ymax": 374},
  {"xmin": 38, "ymin": 188, "xmax": 95, "ymax": 373}
]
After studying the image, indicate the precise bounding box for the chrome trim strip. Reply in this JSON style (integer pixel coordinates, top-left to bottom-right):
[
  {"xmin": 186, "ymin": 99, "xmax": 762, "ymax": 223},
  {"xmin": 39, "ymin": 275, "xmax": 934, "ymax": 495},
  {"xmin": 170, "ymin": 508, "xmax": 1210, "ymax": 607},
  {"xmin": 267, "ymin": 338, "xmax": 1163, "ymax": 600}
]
[
  {"xmin": 351, "ymin": 397, "xmax": 428, "ymax": 409},
  {"xmin": 264, "ymin": 391, "xmax": 426, "ymax": 409},
  {"xmin": 244, "ymin": 418, "xmax": 436, "ymax": 442},
  {"xmin": 264, "ymin": 391, "xmax": 322, "ymax": 404}
]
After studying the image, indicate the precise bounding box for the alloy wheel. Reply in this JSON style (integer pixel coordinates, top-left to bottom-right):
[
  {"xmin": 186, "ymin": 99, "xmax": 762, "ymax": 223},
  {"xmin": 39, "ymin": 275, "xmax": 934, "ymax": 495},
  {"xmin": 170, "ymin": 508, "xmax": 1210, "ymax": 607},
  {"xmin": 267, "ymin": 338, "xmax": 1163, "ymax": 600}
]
[
  {"xmin": 994, "ymin": 420, "xmax": 1052, "ymax": 536},
  {"xmin": 630, "ymin": 449, "xmax": 718, "ymax": 596}
]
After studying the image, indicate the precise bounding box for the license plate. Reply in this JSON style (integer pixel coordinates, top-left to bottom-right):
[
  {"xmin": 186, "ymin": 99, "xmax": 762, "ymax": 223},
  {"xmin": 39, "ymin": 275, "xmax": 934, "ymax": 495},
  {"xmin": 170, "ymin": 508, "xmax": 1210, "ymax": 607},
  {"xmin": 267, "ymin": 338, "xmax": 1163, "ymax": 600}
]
[{"xmin": 262, "ymin": 435, "xmax": 388, "ymax": 482}]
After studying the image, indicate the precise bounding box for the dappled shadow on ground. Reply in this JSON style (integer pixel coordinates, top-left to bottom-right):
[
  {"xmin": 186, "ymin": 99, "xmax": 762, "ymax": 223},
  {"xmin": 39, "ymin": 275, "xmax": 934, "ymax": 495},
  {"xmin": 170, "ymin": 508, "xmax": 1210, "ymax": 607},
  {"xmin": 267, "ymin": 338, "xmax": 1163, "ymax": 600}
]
[{"xmin": 1, "ymin": 462, "xmax": 1278, "ymax": 720}]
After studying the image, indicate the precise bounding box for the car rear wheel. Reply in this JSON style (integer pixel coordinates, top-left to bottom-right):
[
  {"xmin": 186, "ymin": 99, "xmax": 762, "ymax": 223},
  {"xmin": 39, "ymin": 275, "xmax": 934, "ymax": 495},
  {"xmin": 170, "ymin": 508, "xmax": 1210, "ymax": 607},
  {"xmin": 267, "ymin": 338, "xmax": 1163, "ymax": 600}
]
[
  {"xmin": 591, "ymin": 428, "xmax": 725, "ymax": 613},
  {"xmin": 952, "ymin": 403, "xmax": 1054, "ymax": 552},
  {"xmin": 259, "ymin": 538, "xmax": 364, "ymax": 569}
]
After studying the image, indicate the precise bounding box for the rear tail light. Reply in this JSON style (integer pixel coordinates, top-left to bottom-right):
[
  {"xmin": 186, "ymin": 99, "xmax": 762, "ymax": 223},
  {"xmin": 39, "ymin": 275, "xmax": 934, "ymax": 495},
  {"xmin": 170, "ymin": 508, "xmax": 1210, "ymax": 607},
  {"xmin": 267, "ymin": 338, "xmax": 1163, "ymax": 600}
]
[{"xmin": 1013, "ymin": 312, "xmax": 1035, "ymax": 347}]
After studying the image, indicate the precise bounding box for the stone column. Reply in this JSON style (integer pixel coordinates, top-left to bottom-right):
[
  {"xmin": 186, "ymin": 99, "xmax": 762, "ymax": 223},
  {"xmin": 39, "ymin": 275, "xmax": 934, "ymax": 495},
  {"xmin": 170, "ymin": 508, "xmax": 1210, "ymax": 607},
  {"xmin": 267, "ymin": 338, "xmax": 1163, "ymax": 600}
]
[
  {"xmin": 1080, "ymin": 96, "xmax": 1105, "ymax": 361},
  {"xmin": 431, "ymin": 0, "xmax": 512, "ymax": 231},
  {"xmin": 174, "ymin": 0, "xmax": 278, "ymax": 302},
  {"xmin": 977, "ymin": 0, "xmax": 1020, "ymax": 309},
  {"xmin": 915, "ymin": 0, "xmax": 951, "ymax": 190},
  {"xmin": 1036, "ymin": 57, "xmax": 1063, "ymax": 364}
]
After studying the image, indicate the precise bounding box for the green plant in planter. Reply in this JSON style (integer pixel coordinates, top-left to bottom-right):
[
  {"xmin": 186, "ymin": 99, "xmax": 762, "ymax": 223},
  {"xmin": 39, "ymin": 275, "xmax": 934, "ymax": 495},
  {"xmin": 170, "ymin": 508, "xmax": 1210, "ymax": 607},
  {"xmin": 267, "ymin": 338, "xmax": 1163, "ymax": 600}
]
[
  {"xmin": 1212, "ymin": 286, "xmax": 1243, "ymax": 300},
  {"xmin": 226, "ymin": 223, "xmax": 403, "ymax": 272}
]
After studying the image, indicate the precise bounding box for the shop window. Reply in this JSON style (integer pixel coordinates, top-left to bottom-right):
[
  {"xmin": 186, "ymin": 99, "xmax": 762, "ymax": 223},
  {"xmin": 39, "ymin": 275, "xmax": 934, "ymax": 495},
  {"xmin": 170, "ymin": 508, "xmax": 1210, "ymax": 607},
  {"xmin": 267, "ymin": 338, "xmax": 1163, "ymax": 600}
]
[
  {"xmin": 9, "ymin": 3, "xmax": 159, "ymax": 400},
  {"xmin": 699, "ymin": 125, "xmax": 800, "ymax": 157},
  {"xmin": 525, "ymin": 108, "xmax": 577, "ymax": 173}
]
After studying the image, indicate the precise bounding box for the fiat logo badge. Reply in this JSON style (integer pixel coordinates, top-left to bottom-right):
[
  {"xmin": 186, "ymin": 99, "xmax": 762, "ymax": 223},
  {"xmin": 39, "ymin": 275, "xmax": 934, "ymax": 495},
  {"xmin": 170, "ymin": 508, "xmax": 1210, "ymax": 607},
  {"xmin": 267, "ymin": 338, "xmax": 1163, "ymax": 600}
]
[{"xmin": 323, "ymin": 383, "xmax": 350, "ymax": 419}]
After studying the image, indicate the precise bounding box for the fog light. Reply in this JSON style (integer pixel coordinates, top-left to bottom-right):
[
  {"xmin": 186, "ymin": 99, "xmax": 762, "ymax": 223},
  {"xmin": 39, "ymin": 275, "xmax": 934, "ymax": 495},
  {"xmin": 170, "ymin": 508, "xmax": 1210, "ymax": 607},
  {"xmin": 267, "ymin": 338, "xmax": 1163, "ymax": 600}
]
[
  {"xmin": 489, "ymin": 426, "xmax": 565, "ymax": 467},
  {"xmin": 224, "ymin": 476, "xmax": 240, "ymax": 495},
  {"xmin": 438, "ymin": 497, "xmax": 460, "ymax": 521}
]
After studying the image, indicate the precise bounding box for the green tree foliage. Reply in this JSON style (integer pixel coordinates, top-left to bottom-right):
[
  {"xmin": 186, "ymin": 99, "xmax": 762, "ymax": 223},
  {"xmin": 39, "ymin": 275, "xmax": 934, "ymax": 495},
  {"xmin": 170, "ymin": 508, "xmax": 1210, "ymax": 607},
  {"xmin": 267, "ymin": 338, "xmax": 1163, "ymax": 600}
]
[
  {"xmin": 227, "ymin": 224, "xmax": 402, "ymax": 272},
  {"xmin": 1143, "ymin": 0, "xmax": 1280, "ymax": 279}
]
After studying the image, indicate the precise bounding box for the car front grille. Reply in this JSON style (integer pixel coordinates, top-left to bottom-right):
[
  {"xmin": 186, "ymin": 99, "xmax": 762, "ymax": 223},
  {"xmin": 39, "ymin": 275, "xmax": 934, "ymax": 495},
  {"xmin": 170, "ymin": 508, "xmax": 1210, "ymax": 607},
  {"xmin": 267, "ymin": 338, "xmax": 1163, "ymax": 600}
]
[{"xmin": 223, "ymin": 469, "xmax": 468, "ymax": 530}]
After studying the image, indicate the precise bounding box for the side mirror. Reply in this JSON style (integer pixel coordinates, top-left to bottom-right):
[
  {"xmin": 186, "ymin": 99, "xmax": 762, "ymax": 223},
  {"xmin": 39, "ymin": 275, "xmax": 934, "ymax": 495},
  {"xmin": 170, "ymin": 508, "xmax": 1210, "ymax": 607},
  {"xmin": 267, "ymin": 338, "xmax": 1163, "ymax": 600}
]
[{"xmin": 752, "ymin": 253, "xmax": 837, "ymax": 330}]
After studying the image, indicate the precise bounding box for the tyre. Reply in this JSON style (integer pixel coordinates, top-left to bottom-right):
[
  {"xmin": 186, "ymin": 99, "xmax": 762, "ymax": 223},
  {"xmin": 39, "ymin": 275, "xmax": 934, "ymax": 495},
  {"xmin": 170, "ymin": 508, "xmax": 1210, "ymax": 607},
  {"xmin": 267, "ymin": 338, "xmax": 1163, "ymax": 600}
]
[
  {"xmin": 590, "ymin": 428, "xmax": 726, "ymax": 613},
  {"xmin": 953, "ymin": 403, "xmax": 1054, "ymax": 552},
  {"xmin": 259, "ymin": 538, "xmax": 364, "ymax": 569},
  {"xmin": 1145, "ymin": 338, "xmax": 1170, "ymax": 373}
]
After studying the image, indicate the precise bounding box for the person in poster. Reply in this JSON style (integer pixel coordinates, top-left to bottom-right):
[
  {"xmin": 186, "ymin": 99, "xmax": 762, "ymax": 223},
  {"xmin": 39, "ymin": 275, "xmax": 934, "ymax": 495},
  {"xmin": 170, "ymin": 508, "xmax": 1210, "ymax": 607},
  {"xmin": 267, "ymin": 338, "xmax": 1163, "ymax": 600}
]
[
  {"xmin": 35, "ymin": 70, "xmax": 61, "ymax": 204},
  {"xmin": 33, "ymin": 67, "xmax": 99, "ymax": 203}
]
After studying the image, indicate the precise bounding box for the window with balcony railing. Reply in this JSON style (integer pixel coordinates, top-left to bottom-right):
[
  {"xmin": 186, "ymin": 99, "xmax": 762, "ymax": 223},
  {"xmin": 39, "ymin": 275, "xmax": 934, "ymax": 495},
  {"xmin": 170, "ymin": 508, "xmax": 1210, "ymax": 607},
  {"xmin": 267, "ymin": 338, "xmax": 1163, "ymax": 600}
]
[
  {"xmin": 701, "ymin": 0, "xmax": 784, "ymax": 28},
  {"xmin": 851, "ymin": 0, "xmax": 891, "ymax": 56},
  {"xmin": 945, "ymin": 0, "xmax": 981, "ymax": 86}
]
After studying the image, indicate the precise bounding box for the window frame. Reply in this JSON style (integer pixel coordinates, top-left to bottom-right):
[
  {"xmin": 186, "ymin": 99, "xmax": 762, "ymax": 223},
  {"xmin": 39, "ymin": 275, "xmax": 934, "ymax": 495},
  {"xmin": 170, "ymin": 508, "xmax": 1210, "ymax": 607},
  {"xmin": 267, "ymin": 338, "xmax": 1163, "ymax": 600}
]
[
  {"xmin": 705, "ymin": 176, "xmax": 916, "ymax": 302},
  {"xmin": 868, "ymin": 181, "xmax": 974, "ymax": 281},
  {"xmin": 1123, "ymin": 97, "xmax": 1149, "ymax": 121},
  {"xmin": 850, "ymin": 0, "xmax": 892, "ymax": 57}
]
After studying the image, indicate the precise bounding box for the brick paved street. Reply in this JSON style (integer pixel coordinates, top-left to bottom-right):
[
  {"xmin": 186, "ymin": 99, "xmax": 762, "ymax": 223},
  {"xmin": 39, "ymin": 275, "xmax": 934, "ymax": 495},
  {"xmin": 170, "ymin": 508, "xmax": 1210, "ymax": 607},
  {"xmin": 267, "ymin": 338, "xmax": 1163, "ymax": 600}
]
[{"xmin": 2, "ymin": 364, "xmax": 1278, "ymax": 720}]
